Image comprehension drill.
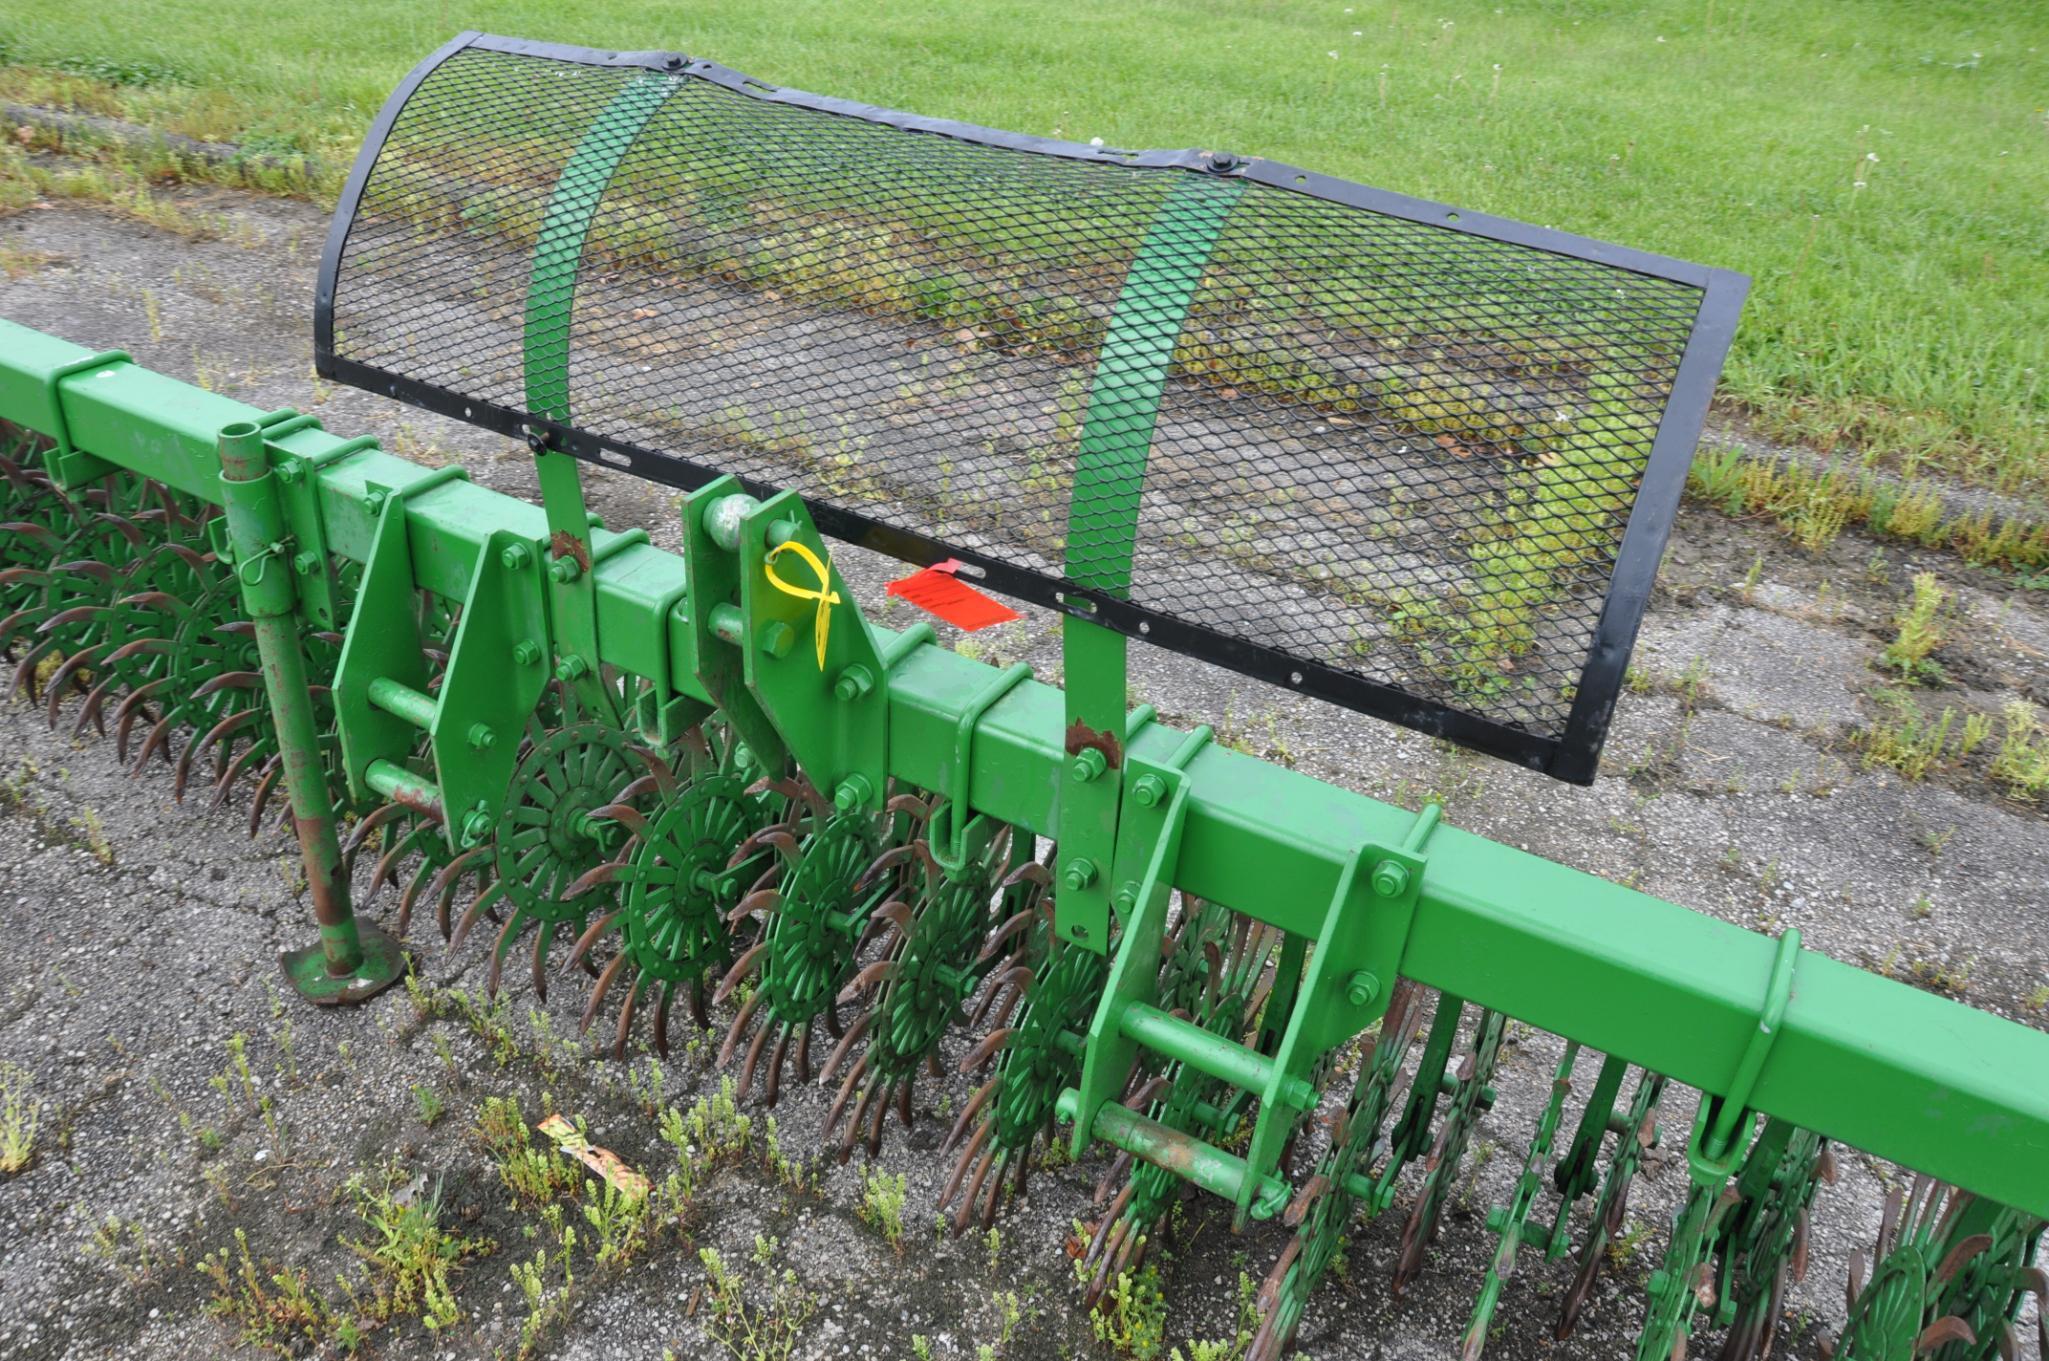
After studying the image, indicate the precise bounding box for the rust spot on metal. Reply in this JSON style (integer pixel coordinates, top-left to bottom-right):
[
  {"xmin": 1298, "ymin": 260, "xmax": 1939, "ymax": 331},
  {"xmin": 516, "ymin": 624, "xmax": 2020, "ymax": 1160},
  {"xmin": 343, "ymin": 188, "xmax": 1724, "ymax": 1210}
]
[
  {"xmin": 1064, "ymin": 720, "xmax": 1122, "ymax": 770},
  {"xmin": 550, "ymin": 530, "xmax": 592, "ymax": 573}
]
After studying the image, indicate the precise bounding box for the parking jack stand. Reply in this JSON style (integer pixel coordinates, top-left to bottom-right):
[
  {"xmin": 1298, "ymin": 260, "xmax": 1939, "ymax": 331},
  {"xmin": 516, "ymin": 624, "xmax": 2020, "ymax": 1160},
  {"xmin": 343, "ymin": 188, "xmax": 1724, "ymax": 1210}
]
[{"xmin": 216, "ymin": 421, "xmax": 407, "ymax": 1004}]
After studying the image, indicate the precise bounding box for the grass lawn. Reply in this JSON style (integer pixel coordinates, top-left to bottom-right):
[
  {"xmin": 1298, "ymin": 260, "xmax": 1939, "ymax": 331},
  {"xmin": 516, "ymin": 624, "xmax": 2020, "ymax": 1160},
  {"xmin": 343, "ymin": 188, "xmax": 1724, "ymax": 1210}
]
[{"xmin": 1, "ymin": 0, "xmax": 2044, "ymax": 501}]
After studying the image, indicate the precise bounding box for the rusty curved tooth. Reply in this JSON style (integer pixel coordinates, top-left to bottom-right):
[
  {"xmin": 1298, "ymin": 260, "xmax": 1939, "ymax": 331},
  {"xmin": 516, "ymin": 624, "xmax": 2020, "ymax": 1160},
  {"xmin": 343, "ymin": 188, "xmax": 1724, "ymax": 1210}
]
[
  {"xmin": 727, "ymin": 826, "xmax": 800, "ymax": 872},
  {"xmin": 566, "ymin": 909, "xmax": 623, "ymax": 972},
  {"xmin": 749, "ymin": 775, "xmax": 829, "ymax": 821},
  {"xmin": 1000, "ymin": 860, "xmax": 1052, "ymax": 893},
  {"xmin": 675, "ymin": 724, "xmax": 713, "ymax": 771},
  {"xmin": 626, "ymin": 745, "xmax": 679, "ymax": 797},
  {"xmin": 717, "ymin": 991, "xmax": 765, "ymax": 1068},
  {"xmin": 587, "ymin": 802, "xmax": 650, "ymax": 839},
  {"xmin": 181, "ymin": 707, "xmax": 259, "ymax": 800},
  {"xmin": 485, "ymin": 907, "xmax": 527, "ymax": 996},
  {"xmin": 837, "ymin": 958, "xmax": 896, "ymax": 1005},
  {"xmin": 190, "ymin": 669, "xmax": 262, "ymax": 700},
  {"xmin": 90, "ymin": 512, "xmax": 147, "ymax": 548},
  {"xmin": 241, "ymin": 758, "xmax": 285, "ymax": 838},
  {"xmin": 446, "ymin": 880, "xmax": 501, "ymax": 947},
  {"xmin": 393, "ymin": 860, "xmax": 434, "ymax": 938},
  {"xmin": 1124, "ymin": 1074, "xmax": 1171, "ymax": 1112},
  {"xmin": 341, "ymin": 802, "xmax": 408, "ymax": 868},
  {"xmin": 35, "ymin": 602, "xmax": 105, "ymax": 637},
  {"xmin": 0, "ymin": 521, "xmax": 58, "ymax": 550},
  {"xmin": 959, "ymin": 1026, "xmax": 1015, "ymax": 1075},
  {"xmin": 819, "ymin": 1009, "xmax": 873, "ymax": 1086},
  {"xmin": 855, "ymin": 843, "xmax": 914, "ymax": 891},
  {"xmin": 761, "ymin": 1027, "xmax": 794, "ymax": 1108},
  {"xmin": 1094, "ymin": 1151, "xmax": 1134, "ymax": 1207},
  {"xmin": 528, "ymin": 922, "xmax": 554, "ymax": 1002},
  {"xmin": 370, "ymin": 833, "xmax": 414, "ymax": 905},
  {"xmin": 1914, "ymin": 1318, "xmax": 1976, "ymax": 1354},
  {"xmin": 1931, "ymin": 1233, "xmax": 1994, "ymax": 1286},
  {"xmin": 653, "ymin": 980, "xmax": 675, "ymax": 1060},
  {"xmin": 970, "ymin": 1146, "xmax": 1007, "ymax": 1233},
  {"xmin": 976, "ymin": 910, "xmax": 1036, "ymax": 964},
  {"xmin": 824, "ymin": 1052, "xmax": 869, "ymax": 1138},
  {"xmin": 210, "ymin": 740, "xmax": 269, "ymax": 812},
  {"xmin": 581, "ymin": 953, "xmax": 630, "ymax": 1033},
  {"xmin": 449, "ymin": 878, "xmax": 504, "ymax": 950},
  {"xmin": 9, "ymin": 635, "xmax": 55, "ymax": 697},
  {"xmin": 871, "ymin": 1081, "xmax": 899, "ymax": 1152},
  {"xmin": 218, "ymin": 619, "xmax": 255, "ymax": 639},
  {"xmin": 427, "ymin": 846, "xmax": 493, "ymax": 927},
  {"xmin": 73, "ymin": 673, "xmax": 123, "ymax": 739},
  {"xmin": 112, "ymin": 676, "xmax": 166, "ymax": 743},
  {"xmin": 856, "ymin": 899, "xmax": 914, "ymax": 953},
  {"xmin": 939, "ymin": 1119, "xmax": 993, "ymax": 1208},
  {"xmin": 50, "ymin": 557, "xmax": 115, "ymax": 584},
  {"xmin": 607, "ymin": 774, "xmax": 666, "ymax": 807},
  {"xmin": 713, "ymin": 941, "xmax": 768, "ymax": 1007},
  {"xmin": 129, "ymin": 716, "xmax": 179, "ymax": 774},
  {"xmin": 689, "ymin": 974, "xmax": 709, "ymax": 1029},
  {"xmin": 736, "ymin": 1018, "xmax": 777, "ymax": 1102},
  {"xmin": 612, "ymin": 973, "xmax": 645, "ymax": 1063},
  {"xmin": 942, "ymin": 1078, "xmax": 996, "ymax": 1156},
  {"xmin": 564, "ymin": 859, "xmax": 631, "ymax": 901},
  {"xmin": 44, "ymin": 646, "xmax": 102, "ymax": 725},
  {"xmin": 884, "ymin": 791, "xmax": 931, "ymax": 819},
  {"xmin": 726, "ymin": 889, "xmax": 781, "ymax": 928}
]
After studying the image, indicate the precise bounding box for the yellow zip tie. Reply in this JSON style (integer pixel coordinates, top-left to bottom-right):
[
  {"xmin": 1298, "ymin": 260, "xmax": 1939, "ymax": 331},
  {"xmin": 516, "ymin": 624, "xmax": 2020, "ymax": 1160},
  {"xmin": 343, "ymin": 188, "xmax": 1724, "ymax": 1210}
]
[{"xmin": 763, "ymin": 539, "xmax": 840, "ymax": 669}]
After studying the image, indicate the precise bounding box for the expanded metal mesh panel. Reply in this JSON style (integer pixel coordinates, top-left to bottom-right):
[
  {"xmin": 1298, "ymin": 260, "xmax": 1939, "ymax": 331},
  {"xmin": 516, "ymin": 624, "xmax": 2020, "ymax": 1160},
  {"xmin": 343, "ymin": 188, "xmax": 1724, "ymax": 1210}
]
[{"xmin": 318, "ymin": 34, "xmax": 1745, "ymax": 780}]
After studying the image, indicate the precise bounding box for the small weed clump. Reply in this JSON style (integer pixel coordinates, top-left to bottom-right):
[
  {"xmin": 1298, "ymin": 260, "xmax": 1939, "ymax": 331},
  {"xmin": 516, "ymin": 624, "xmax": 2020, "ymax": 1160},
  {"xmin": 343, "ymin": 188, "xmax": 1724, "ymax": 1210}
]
[
  {"xmin": 1880, "ymin": 573, "xmax": 1949, "ymax": 683},
  {"xmin": 856, "ymin": 1165, "xmax": 908, "ymax": 1250},
  {"xmin": 1857, "ymin": 688, "xmax": 1958, "ymax": 782},
  {"xmin": 697, "ymin": 1242, "xmax": 817, "ymax": 1361},
  {"xmin": 0, "ymin": 1062, "xmax": 37, "ymax": 1175},
  {"xmin": 343, "ymin": 1170, "xmax": 494, "ymax": 1332},
  {"xmin": 1991, "ymin": 702, "xmax": 2049, "ymax": 803}
]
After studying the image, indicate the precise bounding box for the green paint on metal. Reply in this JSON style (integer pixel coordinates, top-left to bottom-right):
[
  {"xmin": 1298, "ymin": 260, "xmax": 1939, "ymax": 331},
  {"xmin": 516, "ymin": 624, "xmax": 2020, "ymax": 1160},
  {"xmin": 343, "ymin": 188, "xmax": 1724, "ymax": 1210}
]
[
  {"xmin": 523, "ymin": 71, "xmax": 677, "ymax": 425},
  {"xmin": 2, "ymin": 322, "xmax": 2047, "ymax": 1218},
  {"xmin": 1065, "ymin": 172, "xmax": 1241, "ymax": 597}
]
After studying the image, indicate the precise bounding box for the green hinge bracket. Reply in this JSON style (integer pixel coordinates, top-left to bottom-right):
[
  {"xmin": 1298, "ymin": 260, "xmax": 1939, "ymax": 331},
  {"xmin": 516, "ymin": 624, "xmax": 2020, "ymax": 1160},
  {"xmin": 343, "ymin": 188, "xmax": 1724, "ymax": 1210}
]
[
  {"xmin": 31, "ymin": 348, "xmax": 130, "ymax": 489},
  {"xmin": 1055, "ymin": 169, "xmax": 1244, "ymax": 955}
]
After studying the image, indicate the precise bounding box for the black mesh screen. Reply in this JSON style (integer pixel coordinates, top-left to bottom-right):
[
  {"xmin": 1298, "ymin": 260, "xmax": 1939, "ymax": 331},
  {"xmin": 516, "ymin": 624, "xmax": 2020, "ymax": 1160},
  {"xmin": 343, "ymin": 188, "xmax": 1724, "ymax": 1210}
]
[{"xmin": 319, "ymin": 35, "xmax": 1742, "ymax": 780}]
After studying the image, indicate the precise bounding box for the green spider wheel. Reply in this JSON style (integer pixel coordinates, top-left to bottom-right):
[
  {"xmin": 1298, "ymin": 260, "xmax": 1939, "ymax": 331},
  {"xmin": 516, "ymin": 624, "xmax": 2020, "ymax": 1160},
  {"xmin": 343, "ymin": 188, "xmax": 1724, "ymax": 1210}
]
[
  {"xmin": 940, "ymin": 891, "xmax": 1110, "ymax": 1235},
  {"xmin": 1837, "ymin": 1180, "xmax": 2048, "ymax": 1361},
  {"xmin": 51, "ymin": 540, "xmax": 218, "ymax": 738},
  {"xmin": 1391, "ymin": 1006, "xmax": 1507, "ymax": 1297},
  {"xmin": 716, "ymin": 795, "xmax": 899, "ymax": 1106},
  {"xmin": 823, "ymin": 820, "xmax": 1020, "ymax": 1161},
  {"xmin": 112, "ymin": 575, "xmax": 259, "ymax": 773},
  {"xmin": 1555, "ymin": 1068, "xmax": 1666, "ymax": 1339},
  {"xmin": 447, "ymin": 719, "xmax": 643, "ymax": 1000},
  {"xmin": 568, "ymin": 766, "xmax": 781, "ymax": 1060},
  {"xmin": 1248, "ymin": 979, "xmax": 1428, "ymax": 1360},
  {"xmin": 1714, "ymin": 1127, "xmax": 1835, "ymax": 1361}
]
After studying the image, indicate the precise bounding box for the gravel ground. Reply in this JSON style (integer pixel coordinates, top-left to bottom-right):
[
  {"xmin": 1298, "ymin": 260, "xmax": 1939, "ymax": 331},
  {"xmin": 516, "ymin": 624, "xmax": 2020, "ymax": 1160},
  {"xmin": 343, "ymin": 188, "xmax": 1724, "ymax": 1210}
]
[{"xmin": 0, "ymin": 183, "xmax": 2043, "ymax": 1361}]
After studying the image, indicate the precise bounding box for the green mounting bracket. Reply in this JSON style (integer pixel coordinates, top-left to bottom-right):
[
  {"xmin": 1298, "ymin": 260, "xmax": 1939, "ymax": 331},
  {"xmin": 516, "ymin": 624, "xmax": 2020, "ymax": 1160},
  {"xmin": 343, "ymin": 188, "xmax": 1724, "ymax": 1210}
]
[
  {"xmin": 1066, "ymin": 723, "xmax": 1214, "ymax": 1156},
  {"xmin": 679, "ymin": 478, "xmax": 787, "ymax": 774},
  {"xmin": 734, "ymin": 489, "xmax": 894, "ymax": 812},
  {"xmin": 1232, "ymin": 801, "xmax": 1441, "ymax": 1226},
  {"xmin": 930, "ymin": 661, "xmax": 1033, "ymax": 875},
  {"xmin": 255, "ymin": 414, "xmax": 379, "ymax": 633},
  {"xmin": 33, "ymin": 348, "xmax": 130, "ymax": 489}
]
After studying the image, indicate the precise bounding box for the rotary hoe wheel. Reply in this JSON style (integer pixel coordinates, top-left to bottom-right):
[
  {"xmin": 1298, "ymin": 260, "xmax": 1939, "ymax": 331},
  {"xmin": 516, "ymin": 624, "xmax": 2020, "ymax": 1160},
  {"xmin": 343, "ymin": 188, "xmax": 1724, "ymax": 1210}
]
[
  {"xmin": 712, "ymin": 781, "xmax": 920, "ymax": 1108},
  {"xmin": 820, "ymin": 816, "xmax": 1031, "ymax": 1162},
  {"xmin": 448, "ymin": 715, "xmax": 652, "ymax": 1002},
  {"xmin": 939, "ymin": 883, "xmax": 1108, "ymax": 1236},
  {"xmin": 1832, "ymin": 1181, "xmax": 2049, "ymax": 1361},
  {"xmin": 1080, "ymin": 898, "xmax": 1279, "ymax": 1303},
  {"xmin": 563, "ymin": 721, "xmax": 785, "ymax": 1060}
]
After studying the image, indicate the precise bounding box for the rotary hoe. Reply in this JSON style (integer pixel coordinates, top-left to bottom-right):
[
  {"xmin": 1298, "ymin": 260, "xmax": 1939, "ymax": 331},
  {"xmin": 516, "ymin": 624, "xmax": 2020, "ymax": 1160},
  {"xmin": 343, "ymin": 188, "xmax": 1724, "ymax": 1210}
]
[{"xmin": 1, "ymin": 32, "xmax": 2043, "ymax": 1359}]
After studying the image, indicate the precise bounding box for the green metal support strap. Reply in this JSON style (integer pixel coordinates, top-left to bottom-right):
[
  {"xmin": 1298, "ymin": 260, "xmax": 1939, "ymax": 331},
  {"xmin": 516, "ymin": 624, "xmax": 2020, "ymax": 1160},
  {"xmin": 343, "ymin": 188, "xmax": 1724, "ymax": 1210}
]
[
  {"xmin": 523, "ymin": 71, "xmax": 680, "ymax": 686},
  {"xmin": 1056, "ymin": 171, "xmax": 1243, "ymax": 952}
]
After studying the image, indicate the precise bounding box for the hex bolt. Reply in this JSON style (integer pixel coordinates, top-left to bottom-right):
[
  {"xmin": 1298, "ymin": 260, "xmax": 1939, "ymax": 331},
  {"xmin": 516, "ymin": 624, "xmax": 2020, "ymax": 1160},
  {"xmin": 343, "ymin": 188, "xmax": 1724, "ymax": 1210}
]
[
  {"xmin": 510, "ymin": 640, "xmax": 542, "ymax": 667},
  {"xmin": 292, "ymin": 551, "xmax": 319, "ymax": 576},
  {"xmin": 549, "ymin": 556, "xmax": 582, "ymax": 584},
  {"xmin": 758, "ymin": 620, "xmax": 796, "ymax": 659},
  {"xmin": 556, "ymin": 654, "xmax": 591, "ymax": 682},
  {"xmin": 1113, "ymin": 883, "xmax": 1139, "ymax": 914},
  {"xmin": 500, "ymin": 543, "xmax": 532, "ymax": 571},
  {"xmin": 1130, "ymin": 773, "xmax": 1166, "ymax": 806},
  {"xmin": 274, "ymin": 460, "xmax": 302, "ymax": 485},
  {"xmin": 1061, "ymin": 857, "xmax": 1099, "ymax": 891},
  {"xmin": 833, "ymin": 664, "xmax": 875, "ymax": 702},
  {"xmin": 466, "ymin": 723, "xmax": 496, "ymax": 751},
  {"xmin": 833, "ymin": 774, "xmax": 874, "ymax": 812},
  {"xmin": 1372, "ymin": 860, "xmax": 1411, "ymax": 899},
  {"xmin": 364, "ymin": 490, "xmax": 387, "ymax": 514},
  {"xmin": 1070, "ymin": 747, "xmax": 1107, "ymax": 783},
  {"xmin": 1344, "ymin": 970, "xmax": 1380, "ymax": 1007},
  {"xmin": 765, "ymin": 518, "xmax": 801, "ymax": 548}
]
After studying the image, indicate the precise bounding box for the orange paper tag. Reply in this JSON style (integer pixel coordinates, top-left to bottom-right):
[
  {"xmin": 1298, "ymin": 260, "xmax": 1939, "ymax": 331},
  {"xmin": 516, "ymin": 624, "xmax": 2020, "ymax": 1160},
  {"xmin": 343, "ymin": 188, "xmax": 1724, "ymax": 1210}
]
[{"xmin": 885, "ymin": 560, "xmax": 1020, "ymax": 632}]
